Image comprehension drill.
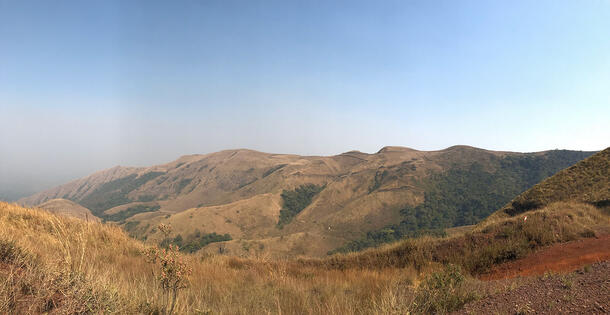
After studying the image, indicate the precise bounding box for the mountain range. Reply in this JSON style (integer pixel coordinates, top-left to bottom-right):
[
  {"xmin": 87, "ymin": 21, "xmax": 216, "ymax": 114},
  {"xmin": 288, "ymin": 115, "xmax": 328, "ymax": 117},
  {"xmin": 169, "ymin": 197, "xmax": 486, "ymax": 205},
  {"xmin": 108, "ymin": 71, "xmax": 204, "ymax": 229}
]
[{"xmin": 18, "ymin": 146, "xmax": 595, "ymax": 257}]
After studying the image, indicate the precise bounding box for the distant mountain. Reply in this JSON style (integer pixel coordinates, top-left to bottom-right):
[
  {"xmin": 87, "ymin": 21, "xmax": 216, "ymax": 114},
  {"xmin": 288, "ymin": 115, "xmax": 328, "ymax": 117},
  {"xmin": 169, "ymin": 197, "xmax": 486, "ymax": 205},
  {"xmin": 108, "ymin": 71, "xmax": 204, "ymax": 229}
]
[
  {"xmin": 36, "ymin": 198, "xmax": 100, "ymax": 222},
  {"xmin": 19, "ymin": 146, "xmax": 595, "ymax": 257}
]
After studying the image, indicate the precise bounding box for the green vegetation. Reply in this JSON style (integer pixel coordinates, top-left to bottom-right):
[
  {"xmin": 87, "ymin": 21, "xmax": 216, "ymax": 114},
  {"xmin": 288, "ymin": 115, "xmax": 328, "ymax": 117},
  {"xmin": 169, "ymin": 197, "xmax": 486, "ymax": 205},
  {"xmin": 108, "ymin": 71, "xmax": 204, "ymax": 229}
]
[
  {"xmin": 79, "ymin": 172, "xmax": 165, "ymax": 216},
  {"xmin": 411, "ymin": 264, "xmax": 478, "ymax": 314},
  {"xmin": 102, "ymin": 204, "xmax": 161, "ymax": 222},
  {"xmin": 161, "ymin": 230, "xmax": 232, "ymax": 253},
  {"xmin": 262, "ymin": 164, "xmax": 287, "ymax": 178},
  {"xmin": 137, "ymin": 194, "xmax": 156, "ymax": 202},
  {"xmin": 368, "ymin": 169, "xmax": 388, "ymax": 193},
  {"xmin": 175, "ymin": 178, "xmax": 193, "ymax": 194},
  {"xmin": 277, "ymin": 184, "xmax": 325, "ymax": 228},
  {"xmin": 330, "ymin": 150, "xmax": 595, "ymax": 254},
  {"xmin": 328, "ymin": 228, "xmax": 445, "ymax": 255}
]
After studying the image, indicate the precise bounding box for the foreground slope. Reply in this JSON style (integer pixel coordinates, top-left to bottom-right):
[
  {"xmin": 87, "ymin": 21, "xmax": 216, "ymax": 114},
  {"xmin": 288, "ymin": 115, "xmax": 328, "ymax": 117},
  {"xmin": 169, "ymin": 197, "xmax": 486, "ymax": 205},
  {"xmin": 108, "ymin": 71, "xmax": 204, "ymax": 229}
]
[
  {"xmin": 19, "ymin": 146, "xmax": 594, "ymax": 256},
  {"xmin": 0, "ymin": 201, "xmax": 448, "ymax": 314}
]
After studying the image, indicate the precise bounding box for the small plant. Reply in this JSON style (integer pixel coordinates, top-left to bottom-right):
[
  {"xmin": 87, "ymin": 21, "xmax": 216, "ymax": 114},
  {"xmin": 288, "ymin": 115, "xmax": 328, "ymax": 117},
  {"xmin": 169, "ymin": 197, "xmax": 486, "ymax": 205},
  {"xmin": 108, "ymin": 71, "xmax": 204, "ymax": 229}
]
[
  {"xmin": 411, "ymin": 264, "xmax": 477, "ymax": 314},
  {"xmin": 515, "ymin": 302, "xmax": 534, "ymax": 314},
  {"xmin": 560, "ymin": 276, "xmax": 573, "ymax": 290},
  {"xmin": 144, "ymin": 224, "xmax": 192, "ymax": 315}
]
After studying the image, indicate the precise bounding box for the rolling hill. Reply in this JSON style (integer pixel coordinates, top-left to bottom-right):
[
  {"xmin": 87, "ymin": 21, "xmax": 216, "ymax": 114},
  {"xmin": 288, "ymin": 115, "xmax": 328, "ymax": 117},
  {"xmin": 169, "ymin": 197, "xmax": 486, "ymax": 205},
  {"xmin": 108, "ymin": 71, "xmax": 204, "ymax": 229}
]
[
  {"xmin": 36, "ymin": 198, "xmax": 100, "ymax": 222},
  {"xmin": 18, "ymin": 146, "xmax": 595, "ymax": 257}
]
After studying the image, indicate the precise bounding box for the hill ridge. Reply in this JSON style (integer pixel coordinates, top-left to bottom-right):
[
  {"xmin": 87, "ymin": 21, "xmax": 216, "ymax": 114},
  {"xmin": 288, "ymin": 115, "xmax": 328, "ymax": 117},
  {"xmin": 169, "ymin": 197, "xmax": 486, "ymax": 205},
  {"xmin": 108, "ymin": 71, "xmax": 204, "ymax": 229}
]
[{"xmin": 18, "ymin": 146, "xmax": 596, "ymax": 257}]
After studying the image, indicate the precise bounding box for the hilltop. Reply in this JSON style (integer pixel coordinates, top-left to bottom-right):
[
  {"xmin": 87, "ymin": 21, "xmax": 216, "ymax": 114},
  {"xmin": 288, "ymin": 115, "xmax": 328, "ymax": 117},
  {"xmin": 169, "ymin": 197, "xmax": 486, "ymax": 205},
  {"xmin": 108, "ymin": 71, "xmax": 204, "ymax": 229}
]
[{"xmin": 19, "ymin": 146, "xmax": 595, "ymax": 257}]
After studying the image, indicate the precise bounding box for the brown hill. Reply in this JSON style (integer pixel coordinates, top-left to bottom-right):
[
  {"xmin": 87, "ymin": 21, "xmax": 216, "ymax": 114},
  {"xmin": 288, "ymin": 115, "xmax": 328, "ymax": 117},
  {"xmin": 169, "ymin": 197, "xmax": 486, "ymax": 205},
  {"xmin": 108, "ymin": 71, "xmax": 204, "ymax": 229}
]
[
  {"xmin": 36, "ymin": 198, "xmax": 99, "ymax": 222},
  {"xmin": 19, "ymin": 146, "xmax": 594, "ymax": 257}
]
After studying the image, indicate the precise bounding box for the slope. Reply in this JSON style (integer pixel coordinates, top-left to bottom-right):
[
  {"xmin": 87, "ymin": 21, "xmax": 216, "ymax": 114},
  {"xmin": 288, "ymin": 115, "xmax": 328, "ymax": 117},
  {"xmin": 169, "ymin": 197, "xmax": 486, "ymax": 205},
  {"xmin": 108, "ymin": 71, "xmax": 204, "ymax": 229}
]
[
  {"xmin": 317, "ymin": 147, "xmax": 610, "ymax": 272},
  {"xmin": 36, "ymin": 198, "xmax": 100, "ymax": 222},
  {"xmin": 490, "ymin": 146, "xmax": 610, "ymax": 220}
]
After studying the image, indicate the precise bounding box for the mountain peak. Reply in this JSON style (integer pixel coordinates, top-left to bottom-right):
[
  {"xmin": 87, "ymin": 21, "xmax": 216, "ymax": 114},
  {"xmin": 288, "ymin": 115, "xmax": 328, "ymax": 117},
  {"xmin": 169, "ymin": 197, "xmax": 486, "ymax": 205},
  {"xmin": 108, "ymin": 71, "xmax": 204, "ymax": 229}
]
[{"xmin": 376, "ymin": 146, "xmax": 417, "ymax": 154}]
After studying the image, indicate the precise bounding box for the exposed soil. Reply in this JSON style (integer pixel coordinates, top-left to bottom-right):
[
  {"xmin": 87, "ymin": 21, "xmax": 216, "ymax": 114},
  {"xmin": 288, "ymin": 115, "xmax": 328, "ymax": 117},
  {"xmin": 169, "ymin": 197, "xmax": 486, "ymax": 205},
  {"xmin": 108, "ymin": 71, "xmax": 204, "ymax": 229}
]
[
  {"xmin": 481, "ymin": 234, "xmax": 610, "ymax": 281},
  {"xmin": 456, "ymin": 261, "xmax": 610, "ymax": 315}
]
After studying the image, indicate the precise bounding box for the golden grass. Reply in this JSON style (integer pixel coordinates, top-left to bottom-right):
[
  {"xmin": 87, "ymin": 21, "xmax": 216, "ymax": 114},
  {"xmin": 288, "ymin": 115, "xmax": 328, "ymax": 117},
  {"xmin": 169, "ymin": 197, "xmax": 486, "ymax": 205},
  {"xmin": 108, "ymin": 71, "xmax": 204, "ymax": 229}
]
[
  {"xmin": 1, "ymin": 201, "xmax": 422, "ymax": 314},
  {"xmin": 2, "ymin": 200, "xmax": 607, "ymax": 314}
]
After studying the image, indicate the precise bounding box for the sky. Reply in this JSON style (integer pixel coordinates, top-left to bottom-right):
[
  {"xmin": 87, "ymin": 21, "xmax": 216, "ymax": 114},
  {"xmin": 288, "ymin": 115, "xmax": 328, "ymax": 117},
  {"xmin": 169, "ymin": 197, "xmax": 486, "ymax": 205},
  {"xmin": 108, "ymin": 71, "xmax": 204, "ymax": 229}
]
[{"xmin": 1, "ymin": 0, "xmax": 609, "ymax": 200}]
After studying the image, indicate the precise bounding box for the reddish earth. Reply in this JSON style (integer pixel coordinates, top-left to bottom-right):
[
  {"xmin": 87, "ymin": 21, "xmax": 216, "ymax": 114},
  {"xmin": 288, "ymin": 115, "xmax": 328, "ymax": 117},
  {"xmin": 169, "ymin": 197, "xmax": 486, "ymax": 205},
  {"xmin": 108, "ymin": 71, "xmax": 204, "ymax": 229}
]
[
  {"xmin": 481, "ymin": 234, "xmax": 610, "ymax": 281},
  {"xmin": 456, "ymin": 261, "xmax": 610, "ymax": 315}
]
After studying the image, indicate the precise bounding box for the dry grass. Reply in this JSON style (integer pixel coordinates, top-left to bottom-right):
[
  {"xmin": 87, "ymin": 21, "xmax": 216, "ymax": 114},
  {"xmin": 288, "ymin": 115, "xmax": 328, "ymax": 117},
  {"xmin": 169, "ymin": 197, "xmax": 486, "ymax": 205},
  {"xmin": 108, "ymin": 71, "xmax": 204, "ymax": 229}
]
[
  {"xmin": 2, "ymin": 200, "xmax": 607, "ymax": 314},
  {"xmin": 0, "ymin": 201, "xmax": 423, "ymax": 314}
]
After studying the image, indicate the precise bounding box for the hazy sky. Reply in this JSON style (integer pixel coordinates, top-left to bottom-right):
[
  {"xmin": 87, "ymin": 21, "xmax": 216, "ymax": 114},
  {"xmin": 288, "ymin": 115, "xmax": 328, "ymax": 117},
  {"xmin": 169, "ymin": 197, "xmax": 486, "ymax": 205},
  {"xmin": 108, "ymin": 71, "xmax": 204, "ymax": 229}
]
[{"xmin": 1, "ymin": 0, "xmax": 609, "ymax": 200}]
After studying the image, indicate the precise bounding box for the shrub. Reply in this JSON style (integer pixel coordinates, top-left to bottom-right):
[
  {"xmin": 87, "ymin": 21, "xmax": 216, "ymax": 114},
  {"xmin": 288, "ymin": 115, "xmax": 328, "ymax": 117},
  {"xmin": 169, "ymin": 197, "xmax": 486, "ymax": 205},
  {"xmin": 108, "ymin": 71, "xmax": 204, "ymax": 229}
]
[
  {"xmin": 144, "ymin": 224, "xmax": 192, "ymax": 315},
  {"xmin": 411, "ymin": 264, "xmax": 477, "ymax": 314}
]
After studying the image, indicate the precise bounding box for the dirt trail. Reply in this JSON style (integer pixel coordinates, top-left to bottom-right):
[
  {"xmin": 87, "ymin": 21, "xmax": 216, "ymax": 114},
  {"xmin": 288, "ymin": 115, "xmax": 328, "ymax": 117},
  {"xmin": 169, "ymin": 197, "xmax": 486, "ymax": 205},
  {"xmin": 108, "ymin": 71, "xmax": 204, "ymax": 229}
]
[{"xmin": 481, "ymin": 234, "xmax": 610, "ymax": 281}]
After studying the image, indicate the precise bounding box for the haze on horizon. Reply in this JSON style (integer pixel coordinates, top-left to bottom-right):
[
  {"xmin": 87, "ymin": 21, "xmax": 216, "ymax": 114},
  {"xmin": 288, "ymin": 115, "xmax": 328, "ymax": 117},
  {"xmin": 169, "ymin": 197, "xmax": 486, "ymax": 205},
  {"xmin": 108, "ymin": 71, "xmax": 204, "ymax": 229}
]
[{"xmin": 1, "ymin": 0, "xmax": 609, "ymax": 201}]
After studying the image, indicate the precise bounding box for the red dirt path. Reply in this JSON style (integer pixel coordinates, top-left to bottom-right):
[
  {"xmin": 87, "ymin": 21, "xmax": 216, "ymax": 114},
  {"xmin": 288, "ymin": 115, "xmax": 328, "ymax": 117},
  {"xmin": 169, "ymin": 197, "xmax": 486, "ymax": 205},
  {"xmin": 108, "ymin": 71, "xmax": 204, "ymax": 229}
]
[{"xmin": 481, "ymin": 234, "xmax": 610, "ymax": 280}]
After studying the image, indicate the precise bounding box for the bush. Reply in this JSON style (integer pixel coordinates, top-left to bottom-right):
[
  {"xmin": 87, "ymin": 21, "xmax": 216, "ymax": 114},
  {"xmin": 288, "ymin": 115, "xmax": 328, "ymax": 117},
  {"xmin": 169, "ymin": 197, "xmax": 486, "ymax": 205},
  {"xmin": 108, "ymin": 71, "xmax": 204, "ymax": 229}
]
[
  {"xmin": 143, "ymin": 244, "xmax": 192, "ymax": 315},
  {"xmin": 411, "ymin": 264, "xmax": 477, "ymax": 314}
]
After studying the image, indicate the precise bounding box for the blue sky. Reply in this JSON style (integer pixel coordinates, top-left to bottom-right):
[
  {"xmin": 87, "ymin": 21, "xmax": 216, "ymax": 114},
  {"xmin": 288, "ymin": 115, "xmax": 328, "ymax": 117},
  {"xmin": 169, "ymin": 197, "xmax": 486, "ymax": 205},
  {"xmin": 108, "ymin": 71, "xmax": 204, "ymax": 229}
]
[{"xmin": 1, "ymin": 0, "xmax": 609, "ymax": 199}]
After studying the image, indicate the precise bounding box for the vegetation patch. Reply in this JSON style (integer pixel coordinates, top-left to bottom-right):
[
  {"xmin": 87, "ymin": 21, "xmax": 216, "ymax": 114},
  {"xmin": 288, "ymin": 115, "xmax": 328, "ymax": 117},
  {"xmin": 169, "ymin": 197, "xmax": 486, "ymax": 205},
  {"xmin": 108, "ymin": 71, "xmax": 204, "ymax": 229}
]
[
  {"xmin": 411, "ymin": 264, "xmax": 478, "ymax": 314},
  {"xmin": 175, "ymin": 178, "xmax": 193, "ymax": 194},
  {"xmin": 263, "ymin": 164, "xmax": 287, "ymax": 178},
  {"xmin": 79, "ymin": 171, "xmax": 165, "ymax": 216},
  {"xmin": 277, "ymin": 184, "xmax": 325, "ymax": 228},
  {"xmin": 368, "ymin": 168, "xmax": 389, "ymax": 193},
  {"xmin": 102, "ymin": 204, "xmax": 161, "ymax": 222},
  {"xmin": 161, "ymin": 230, "xmax": 232, "ymax": 253},
  {"xmin": 329, "ymin": 228, "xmax": 445, "ymax": 255}
]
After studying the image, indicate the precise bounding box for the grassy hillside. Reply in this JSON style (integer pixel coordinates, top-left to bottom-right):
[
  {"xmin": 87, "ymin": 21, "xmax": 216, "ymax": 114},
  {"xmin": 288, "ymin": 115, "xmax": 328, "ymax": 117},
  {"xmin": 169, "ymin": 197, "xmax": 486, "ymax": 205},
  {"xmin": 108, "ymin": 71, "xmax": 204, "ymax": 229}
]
[
  {"xmin": 317, "ymin": 202, "xmax": 608, "ymax": 273},
  {"xmin": 3, "ymin": 200, "xmax": 608, "ymax": 314},
  {"xmin": 0, "ymin": 201, "xmax": 437, "ymax": 314},
  {"xmin": 490, "ymin": 147, "xmax": 609, "ymax": 220},
  {"xmin": 18, "ymin": 147, "xmax": 594, "ymax": 257},
  {"xmin": 321, "ymin": 146, "xmax": 610, "ymax": 273},
  {"xmin": 329, "ymin": 149, "xmax": 597, "ymax": 254}
]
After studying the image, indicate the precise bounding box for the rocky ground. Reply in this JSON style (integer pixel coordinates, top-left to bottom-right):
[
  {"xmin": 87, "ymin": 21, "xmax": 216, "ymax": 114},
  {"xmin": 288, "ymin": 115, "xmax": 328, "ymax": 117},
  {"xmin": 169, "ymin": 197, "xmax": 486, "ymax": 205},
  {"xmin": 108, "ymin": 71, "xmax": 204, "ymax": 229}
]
[{"xmin": 456, "ymin": 261, "xmax": 609, "ymax": 314}]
